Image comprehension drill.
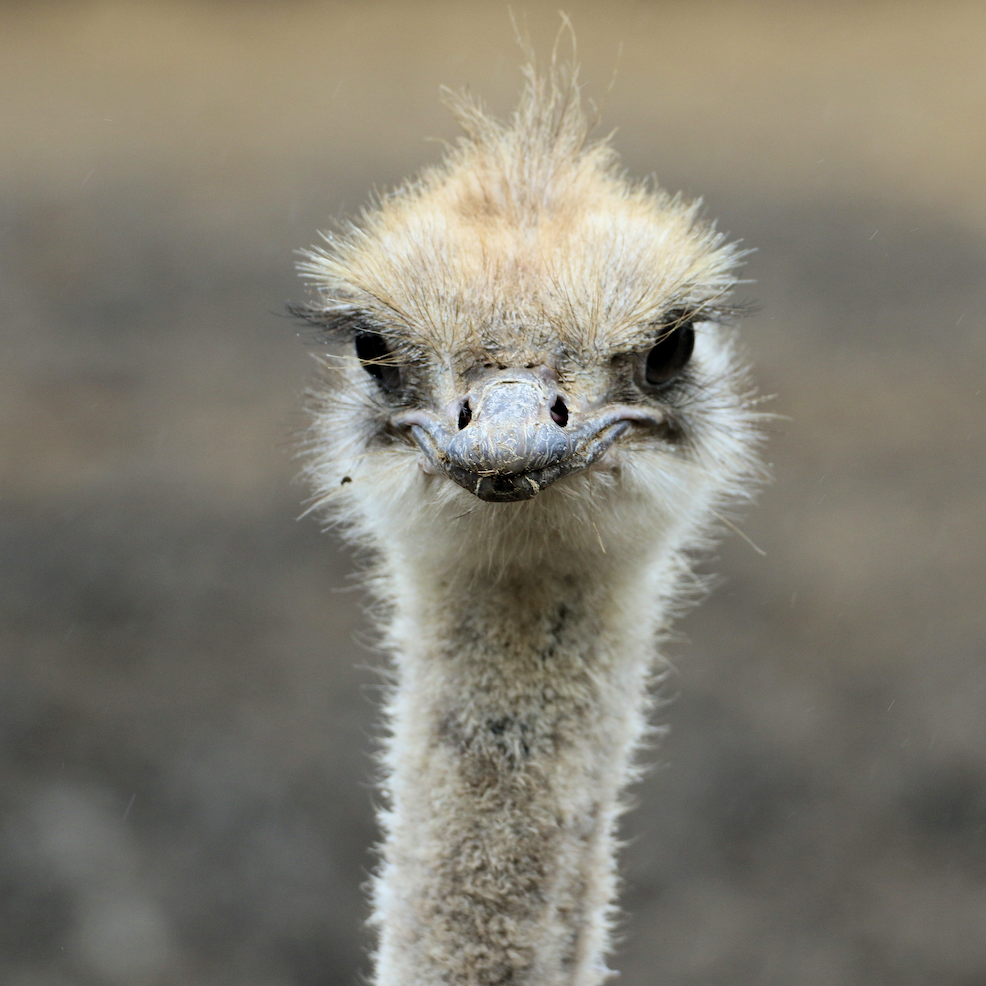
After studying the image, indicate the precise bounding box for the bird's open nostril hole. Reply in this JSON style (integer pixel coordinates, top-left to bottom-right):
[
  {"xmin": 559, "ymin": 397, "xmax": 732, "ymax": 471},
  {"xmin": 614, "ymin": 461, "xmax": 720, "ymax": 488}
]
[
  {"xmin": 458, "ymin": 401, "xmax": 472, "ymax": 430},
  {"xmin": 550, "ymin": 397, "xmax": 569, "ymax": 428}
]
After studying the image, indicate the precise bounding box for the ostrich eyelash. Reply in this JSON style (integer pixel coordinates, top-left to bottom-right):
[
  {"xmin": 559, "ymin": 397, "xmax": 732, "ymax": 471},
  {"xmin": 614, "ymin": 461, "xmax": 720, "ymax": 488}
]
[
  {"xmin": 286, "ymin": 301, "xmax": 378, "ymax": 341},
  {"xmin": 648, "ymin": 300, "xmax": 758, "ymax": 335},
  {"xmin": 287, "ymin": 302, "xmax": 429, "ymax": 368}
]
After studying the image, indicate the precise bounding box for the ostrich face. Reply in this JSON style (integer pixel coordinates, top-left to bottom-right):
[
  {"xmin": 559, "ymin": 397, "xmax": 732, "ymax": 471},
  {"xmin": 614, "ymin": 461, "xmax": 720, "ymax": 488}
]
[
  {"xmin": 331, "ymin": 301, "xmax": 713, "ymax": 507},
  {"xmin": 360, "ymin": 306, "xmax": 698, "ymax": 504},
  {"xmin": 297, "ymin": 79, "xmax": 758, "ymax": 567}
]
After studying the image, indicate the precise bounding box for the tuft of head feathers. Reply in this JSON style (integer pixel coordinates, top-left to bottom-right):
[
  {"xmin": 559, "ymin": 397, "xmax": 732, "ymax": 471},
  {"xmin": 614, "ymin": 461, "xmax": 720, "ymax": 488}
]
[{"xmin": 296, "ymin": 56, "xmax": 742, "ymax": 364}]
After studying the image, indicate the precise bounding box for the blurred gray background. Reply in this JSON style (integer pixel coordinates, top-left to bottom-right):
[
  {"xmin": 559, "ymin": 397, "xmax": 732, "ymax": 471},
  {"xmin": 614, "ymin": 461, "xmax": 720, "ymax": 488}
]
[{"xmin": 1, "ymin": 2, "xmax": 984, "ymax": 984}]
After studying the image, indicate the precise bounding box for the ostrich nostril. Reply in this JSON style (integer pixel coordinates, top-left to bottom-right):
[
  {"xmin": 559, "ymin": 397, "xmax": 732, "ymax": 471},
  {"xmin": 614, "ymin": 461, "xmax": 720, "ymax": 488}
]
[
  {"xmin": 458, "ymin": 400, "xmax": 472, "ymax": 430},
  {"xmin": 550, "ymin": 397, "xmax": 569, "ymax": 428}
]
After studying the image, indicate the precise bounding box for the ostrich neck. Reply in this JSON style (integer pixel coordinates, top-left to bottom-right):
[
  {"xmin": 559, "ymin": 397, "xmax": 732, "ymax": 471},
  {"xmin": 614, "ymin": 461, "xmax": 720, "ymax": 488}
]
[{"xmin": 372, "ymin": 550, "xmax": 667, "ymax": 986}]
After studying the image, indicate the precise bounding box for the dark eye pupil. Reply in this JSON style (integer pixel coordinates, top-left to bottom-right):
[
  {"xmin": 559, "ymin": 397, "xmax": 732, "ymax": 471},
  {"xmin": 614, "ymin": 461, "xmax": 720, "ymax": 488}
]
[
  {"xmin": 355, "ymin": 332, "xmax": 402, "ymax": 392},
  {"xmin": 645, "ymin": 322, "xmax": 694, "ymax": 386}
]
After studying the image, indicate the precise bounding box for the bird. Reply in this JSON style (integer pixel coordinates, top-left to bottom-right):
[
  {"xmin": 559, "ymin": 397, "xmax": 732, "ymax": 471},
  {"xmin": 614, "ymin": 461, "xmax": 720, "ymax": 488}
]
[{"xmin": 291, "ymin": 49, "xmax": 763, "ymax": 986}]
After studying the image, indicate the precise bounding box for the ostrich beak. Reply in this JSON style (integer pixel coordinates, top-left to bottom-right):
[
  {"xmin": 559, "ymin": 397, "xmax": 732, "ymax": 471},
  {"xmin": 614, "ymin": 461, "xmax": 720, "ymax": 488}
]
[{"xmin": 394, "ymin": 372, "xmax": 638, "ymax": 502}]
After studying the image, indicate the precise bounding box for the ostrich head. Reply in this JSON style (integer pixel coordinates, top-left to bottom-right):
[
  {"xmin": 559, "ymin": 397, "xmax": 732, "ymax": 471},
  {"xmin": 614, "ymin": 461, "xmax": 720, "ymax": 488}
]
[{"xmin": 294, "ymin": 63, "xmax": 759, "ymax": 580}]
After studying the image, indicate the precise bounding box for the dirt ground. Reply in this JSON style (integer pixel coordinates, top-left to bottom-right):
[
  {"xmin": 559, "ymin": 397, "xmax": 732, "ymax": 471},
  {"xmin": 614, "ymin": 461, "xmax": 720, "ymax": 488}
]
[{"xmin": 1, "ymin": 2, "xmax": 984, "ymax": 984}]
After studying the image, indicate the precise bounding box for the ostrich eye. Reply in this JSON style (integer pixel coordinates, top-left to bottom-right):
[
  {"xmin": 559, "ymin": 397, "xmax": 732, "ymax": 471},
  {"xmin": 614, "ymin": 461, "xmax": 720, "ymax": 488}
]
[
  {"xmin": 355, "ymin": 332, "xmax": 402, "ymax": 392},
  {"xmin": 643, "ymin": 320, "xmax": 695, "ymax": 387}
]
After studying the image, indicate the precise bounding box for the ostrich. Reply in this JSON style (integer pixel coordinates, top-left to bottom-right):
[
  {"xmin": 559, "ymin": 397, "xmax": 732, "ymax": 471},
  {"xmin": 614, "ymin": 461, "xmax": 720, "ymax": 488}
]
[{"xmin": 292, "ymin": 55, "xmax": 762, "ymax": 986}]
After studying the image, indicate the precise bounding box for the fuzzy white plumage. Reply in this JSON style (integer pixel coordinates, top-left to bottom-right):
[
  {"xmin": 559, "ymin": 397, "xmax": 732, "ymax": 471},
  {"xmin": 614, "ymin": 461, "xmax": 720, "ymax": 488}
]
[{"xmin": 293, "ymin": 53, "xmax": 763, "ymax": 986}]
